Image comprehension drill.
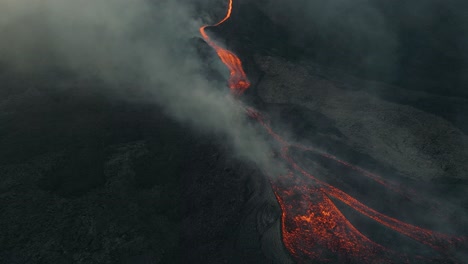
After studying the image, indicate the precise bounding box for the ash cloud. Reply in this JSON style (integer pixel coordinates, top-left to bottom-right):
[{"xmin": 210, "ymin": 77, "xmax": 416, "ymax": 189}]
[{"xmin": 0, "ymin": 0, "xmax": 278, "ymax": 174}]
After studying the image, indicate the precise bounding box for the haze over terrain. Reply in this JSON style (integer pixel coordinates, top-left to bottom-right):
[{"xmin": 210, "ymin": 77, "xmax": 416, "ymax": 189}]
[{"xmin": 0, "ymin": 0, "xmax": 467, "ymax": 263}]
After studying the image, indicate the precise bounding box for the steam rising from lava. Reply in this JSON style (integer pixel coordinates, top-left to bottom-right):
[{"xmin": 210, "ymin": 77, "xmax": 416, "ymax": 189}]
[
  {"xmin": 0, "ymin": 0, "xmax": 466, "ymax": 262},
  {"xmin": 0, "ymin": 0, "xmax": 277, "ymax": 176}
]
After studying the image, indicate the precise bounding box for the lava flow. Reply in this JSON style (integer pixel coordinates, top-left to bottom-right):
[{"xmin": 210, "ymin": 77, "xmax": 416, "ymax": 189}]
[
  {"xmin": 199, "ymin": 0, "xmax": 250, "ymax": 94},
  {"xmin": 199, "ymin": 1, "xmax": 466, "ymax": 263},
  {"xmin": 249, "ymin": 110, "xmax": 466, "ymax": 263}
]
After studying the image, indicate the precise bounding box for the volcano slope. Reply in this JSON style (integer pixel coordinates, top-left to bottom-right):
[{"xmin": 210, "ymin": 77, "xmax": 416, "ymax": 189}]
[
  {"xmin": 1, "ymin": 58, "xmax": 466, "ymax": 263},
  {"xmin": 1, "ymin": 1, "xmax": 468, "ymax": 263},
  {"xmin": 198, "ymin": 0, "xmax": 468, "ymax": 262},
  {"xmin": 249, "ymin": 54, "xmax": 468, "ymax": 263},
  {"xmin": 0, "ymin": 74, "xmax": 281, "ymax": 264}
]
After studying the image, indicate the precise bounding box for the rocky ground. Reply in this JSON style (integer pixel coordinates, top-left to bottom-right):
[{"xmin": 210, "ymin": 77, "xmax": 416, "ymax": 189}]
[
  {"xmin": 251, "ymin": 54, "xmax": 468, "ymax": 262},
  {"xmin": 1, "ymin": 50, "xmax": 467, "ymax": 263},
  {"xmin": 1, "ymin": 1, "xmax": 468, "ymax": 262},
  {"xmin": 255, "ymin": 55, "xmax": 468, "ymax": 184},
  {"xmin": 0, "ymin": 78, "xmax": 284, "ymax": 263}
]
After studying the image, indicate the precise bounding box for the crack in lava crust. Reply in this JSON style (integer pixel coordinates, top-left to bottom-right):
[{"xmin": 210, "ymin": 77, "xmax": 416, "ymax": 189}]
[{"xmin": 199, "ymin": 1, "xmax": 467, "ymax": 263}]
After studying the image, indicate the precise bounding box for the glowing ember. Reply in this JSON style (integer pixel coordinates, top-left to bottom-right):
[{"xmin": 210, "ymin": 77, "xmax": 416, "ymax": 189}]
[
  {"xmin": 199, "ymin": 1, "xmax": 466, "ymax": 263},
  {"xmin": 199, "ymin": 0, "xmax": 250, "ymax": 94}
]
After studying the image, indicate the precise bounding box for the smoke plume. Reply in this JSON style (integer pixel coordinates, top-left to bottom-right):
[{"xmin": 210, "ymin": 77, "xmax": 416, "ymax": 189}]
[{"xmin": 0, "ymin": 0, "xmax": 277, "ymax": 173}]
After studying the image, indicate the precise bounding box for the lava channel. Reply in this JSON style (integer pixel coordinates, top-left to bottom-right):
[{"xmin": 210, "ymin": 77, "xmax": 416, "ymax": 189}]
[
  {"xmin": 199, "ymin": 0, "xmax": 250, "ymax": 94},
  {"xmin": 199, "ymin": 1, "xmax": 467, "ymax": 263}
]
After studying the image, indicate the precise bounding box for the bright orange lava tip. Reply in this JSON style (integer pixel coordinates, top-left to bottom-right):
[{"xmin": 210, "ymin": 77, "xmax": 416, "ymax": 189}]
[
  {"xmin": 199, "ymin": 0, "xmax": 250, "ymax": 94},
  {"xmin": 200, "ymin": 1, "xmax": 467, "ymax": 263}
]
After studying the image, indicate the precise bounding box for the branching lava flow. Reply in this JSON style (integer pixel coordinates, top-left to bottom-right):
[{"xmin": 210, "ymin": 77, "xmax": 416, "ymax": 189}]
[{"xmin": 199, "ymin": 1, "xmax": 466, "ymax": 263}]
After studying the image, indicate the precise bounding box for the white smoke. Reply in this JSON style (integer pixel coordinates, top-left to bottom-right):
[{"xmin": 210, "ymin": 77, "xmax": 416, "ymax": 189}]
[{"xmin": 0, "ymin": 0, "xmax": 279, "ymax": 173}]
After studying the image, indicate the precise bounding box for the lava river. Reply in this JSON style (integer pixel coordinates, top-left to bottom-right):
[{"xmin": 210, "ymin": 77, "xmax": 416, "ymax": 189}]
[
  {"xmin": 199, "ymin": 0, "xmax": 250, "ymax": 94},
  {"xmin": 199, "ymin": 0, "xmax": 467, "ymax": 263}
]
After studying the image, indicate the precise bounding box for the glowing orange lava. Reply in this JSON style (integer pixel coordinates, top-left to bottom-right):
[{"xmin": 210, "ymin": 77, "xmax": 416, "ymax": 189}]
[
  {"xmin": 199, "ymin": 0, "xmax": 250, "ymax": 94},
  {"xmin": 247, "ymin": 108, "xmax": 466, "ymax": 263},
  {"xmin": 200, "ymin": 1, "xmax": 466, "ymax": 263}
]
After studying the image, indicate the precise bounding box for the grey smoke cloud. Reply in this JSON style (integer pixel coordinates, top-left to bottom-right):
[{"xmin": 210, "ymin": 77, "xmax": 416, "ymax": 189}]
[{"xmin": 0, "ymin": 0, "xmax": 278, "ymax": 173}]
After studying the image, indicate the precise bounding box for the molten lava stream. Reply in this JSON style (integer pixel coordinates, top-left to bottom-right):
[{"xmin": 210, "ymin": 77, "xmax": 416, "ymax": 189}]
[
  {"xmin": 287, "ymin": 142, "xmax": 464, "ymax": 261},
  {"xmin": 199, "ymin": 0, "xmax": 250, "ymax": 94},
  {"xmin": 272, "ymin": 172, "xmax": 401, "ymax": 264},
  {"xmin": 290, "ymin": 144, "xmax": 451, "ymax": 215},
  {"xmin": 251, "ymin": 109, "xmax": 465, "ymax": 262},
  {"xmin": 288, "ymin": 144, "xmax": 449, "ymax": 219},
  {"xmin": 199, "ymin": 0, "xmax": 466, "ymax": 263}
]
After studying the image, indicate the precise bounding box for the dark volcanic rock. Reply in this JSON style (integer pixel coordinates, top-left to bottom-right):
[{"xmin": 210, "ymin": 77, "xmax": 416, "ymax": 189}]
[
  {"xmin": 0, "ymin": 81, "xmax": 284, "ymax": 264},
  {"xmin": 255, "ymin": 55, "xmax": 468, "ymax": 184},
  {"xmin": 1, "ymin": 1, "xmax": 467, "ymax": 262}
]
